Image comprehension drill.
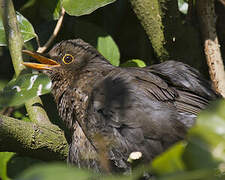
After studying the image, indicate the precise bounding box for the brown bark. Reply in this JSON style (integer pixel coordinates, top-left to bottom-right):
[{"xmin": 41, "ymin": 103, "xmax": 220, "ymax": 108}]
[
  {"xmin": 197, "ymin": 0, "xmax": 225, "ymax": 98},
  {"xmin": 218, "ymin": 0, "xmax": 225, "ymax": 6}
]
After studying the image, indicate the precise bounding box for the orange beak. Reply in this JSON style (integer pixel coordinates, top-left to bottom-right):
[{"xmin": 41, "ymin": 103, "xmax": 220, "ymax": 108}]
[{"xmin": 22, "ymin": 50, "xmax": 60, "ymax": 70}]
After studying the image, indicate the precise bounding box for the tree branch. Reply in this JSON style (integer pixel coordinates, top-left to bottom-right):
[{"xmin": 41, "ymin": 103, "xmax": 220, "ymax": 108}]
[
  {"xmin": 196, "ymin": 0, "xmax": 225, "ymax": 98},
  {"xmin": 0, "ymin": 114, "xmax": 68, "ymax": 161},
  {"xmin": 0, "ymin": 0, "xmax": 67, "ymax": 163},
  {"xmin": 0, "ymin": 0, "xmax": 24, "ymax": 76},
  {"xmin": 130, "ymin": 0, "xmax": 169, "ymax": 61},
  {"xmin": 24, "ymin": 98, "xmax": 52, "ymax": 125},
  {"xmin": 0, "ymin": 0, "xmax": 51, "ymax": 124},
  {"xmin": 129, "ymin": 0, "xmax": 206, "ymax": 72}
]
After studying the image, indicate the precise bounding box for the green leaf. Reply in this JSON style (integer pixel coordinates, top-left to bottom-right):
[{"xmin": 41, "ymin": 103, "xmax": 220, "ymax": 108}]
[
  {"xmin": 7, "ymin": 155, "xmax": 43, "ymax": 179},
  {"xmin": 178, "ymin": 0, "xmax": 189, "ymax": 14},
  {"xmin": 183, "ymin": 136, "xmax": 219, "ymax": 170},
  {"xmin": 157, "ymin": 169, "xmax": 219, "ymax": 180},
  {"xmin": 13, "ymin": 110, "xmax": 30, "ymax": 122},
  {"xmin": 183, "ymin": 100, "xmax": 225, "ymax": 172},
  {"xmin": 17, "ymin": 163, "xmax": 132, "ymax": 180},
  {"xmin": 54, "ymin": 20, "xmax": 120, "ymax": 66},
  {"xmin": 120, "ymin": 59, "xmax": 146, "ymax": 68},
  {"xmin": 0, "ymin": 79, "xmax": 8, "ymax": 91},
  {"xmin": 17, "ymin": 163, "xmax": 99, "ymax": 180},
  {"xmin": 0, "ymin": 12, "xmax": 36, "ymax": 46},
  {"xmin": 194, "ymin": 100, "xmax": 225, "ymax": 139},
  {"xmin": 150, "ymin": 100, "xmax": 225, "ymax": 179},
  {"xmin": 53, "ymin": 0, "xmax": 62, "ymax": 20},
  {"xmin": 0, "ymin": 152, "xmax": 14, "ymax": 180},
  {"xmin": 151, "ymin": 142, "xmax": 186, "ymax": 175},
  {"xmin": 62, "ymin": 0, "xmax": 116, "ymax": 16},
  {"xmin": 97, "ymin": 35, "xmax": 120, "ymax": 66},
  {"xmin": 0, "ymin": 73, "xmax": 51, "ymax": 107}
]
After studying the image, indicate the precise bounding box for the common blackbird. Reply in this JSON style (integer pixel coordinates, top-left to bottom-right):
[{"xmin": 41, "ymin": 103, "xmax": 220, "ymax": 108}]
[{"xmin": 23, "ymin": 39, "xmax": 217, "ymax": 173}]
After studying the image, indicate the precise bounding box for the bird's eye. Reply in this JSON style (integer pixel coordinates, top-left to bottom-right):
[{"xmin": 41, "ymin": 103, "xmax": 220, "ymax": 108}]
[{"xmin": 63, "ymin": 54, "xmax": 74, "ymax": 64}]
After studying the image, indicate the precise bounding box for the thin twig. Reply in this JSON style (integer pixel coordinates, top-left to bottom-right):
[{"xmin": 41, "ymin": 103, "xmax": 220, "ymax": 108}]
[
  {"xmin": 2, "ymin": 107, "xmax": 14, "ymax": 116},
  {"xmin": 0, "ymin": 106, "xmax": 14, "ymax": 117},
  {"xmin": 35, "ymin": 34, "xmax": 41, "ymax": 48},
  {"xmin": 37, "ymin": 8, "xmax": 65, "ymax": 53},
  {"xmin": 218, "ymin": 0, "xmax": 225, "ymax": 6}
]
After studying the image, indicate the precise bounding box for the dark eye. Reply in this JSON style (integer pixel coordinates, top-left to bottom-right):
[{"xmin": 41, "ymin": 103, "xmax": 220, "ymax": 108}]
[{"xmin": 63, "ymin": 54, "xmax": 74, "ymax": 64}]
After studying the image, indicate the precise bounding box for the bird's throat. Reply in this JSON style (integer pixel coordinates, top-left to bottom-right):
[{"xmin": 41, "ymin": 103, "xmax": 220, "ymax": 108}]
[{"xmin": 50, "ymin": 70, "xmax": 99, "ymax": 130}]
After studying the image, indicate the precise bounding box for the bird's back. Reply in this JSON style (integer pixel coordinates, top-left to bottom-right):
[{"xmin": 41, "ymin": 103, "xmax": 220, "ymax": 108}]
[{"xmin": 81, "ymin": 60, "xmax": 218, "ymax": 172}]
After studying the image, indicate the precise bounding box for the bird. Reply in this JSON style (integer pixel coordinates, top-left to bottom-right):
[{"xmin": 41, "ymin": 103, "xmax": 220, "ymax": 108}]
[{"xmin": 22, "ymin": 39, "xmax": 218, "ymax": 173}]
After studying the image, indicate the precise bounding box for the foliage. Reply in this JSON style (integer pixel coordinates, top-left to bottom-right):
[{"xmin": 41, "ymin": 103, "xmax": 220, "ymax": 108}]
[
  {"xmin": 62, "ymin": 0, "xmax": 116, "ymax": 16},
  {"xmin": 17, "ymin": 163, "xmax": 100, "ymax": 180},
  {"xmin": 0, "ymin": 74, "xmax": 51, "ymax": 108},
  {"xmin": 120, "ymin": 59, "xmax": 146, "ymax": 68},
  {"xmin": 178, "ymin": 0, "xmax": 189, "ymax": 14},
  {"xmin": 0, "ymin": 12, "xmax": 36, "ymax": 46},
  {"xmin": 0, "ymin": 152, "xmax": 14, "ymax": 180},
  {"xmin": 0, "ymin": 0, "xmax": 225, "ymax": 180},
  {"xmin": 97, "ymin": 35, "xmax": 120, "ymax": 66}
]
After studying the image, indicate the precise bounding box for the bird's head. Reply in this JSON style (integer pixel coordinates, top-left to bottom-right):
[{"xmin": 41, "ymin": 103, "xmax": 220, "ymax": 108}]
[
  {"xmin": 22, "ymin": 39, "xmax": 111, "ymax": 78},
  {"xmin": 23, "ymin": 39, "xmax": 113, "ymax": 128}
]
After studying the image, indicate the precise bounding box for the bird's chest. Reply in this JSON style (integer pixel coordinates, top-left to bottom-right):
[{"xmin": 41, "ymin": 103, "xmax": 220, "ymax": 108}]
[
  {"xmin": 56, "ymin": 87, "xmax": 102, "ymax": 171},
  {"xmin": 56, "ymin": 87, "xmax": 89, "ymax": 130}
]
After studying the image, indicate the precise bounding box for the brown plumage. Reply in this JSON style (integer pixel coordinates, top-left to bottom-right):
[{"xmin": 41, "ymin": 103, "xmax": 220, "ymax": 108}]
[{"xmin": 23, "ymin": 39, "xmax": 218, "ymax": 173}]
